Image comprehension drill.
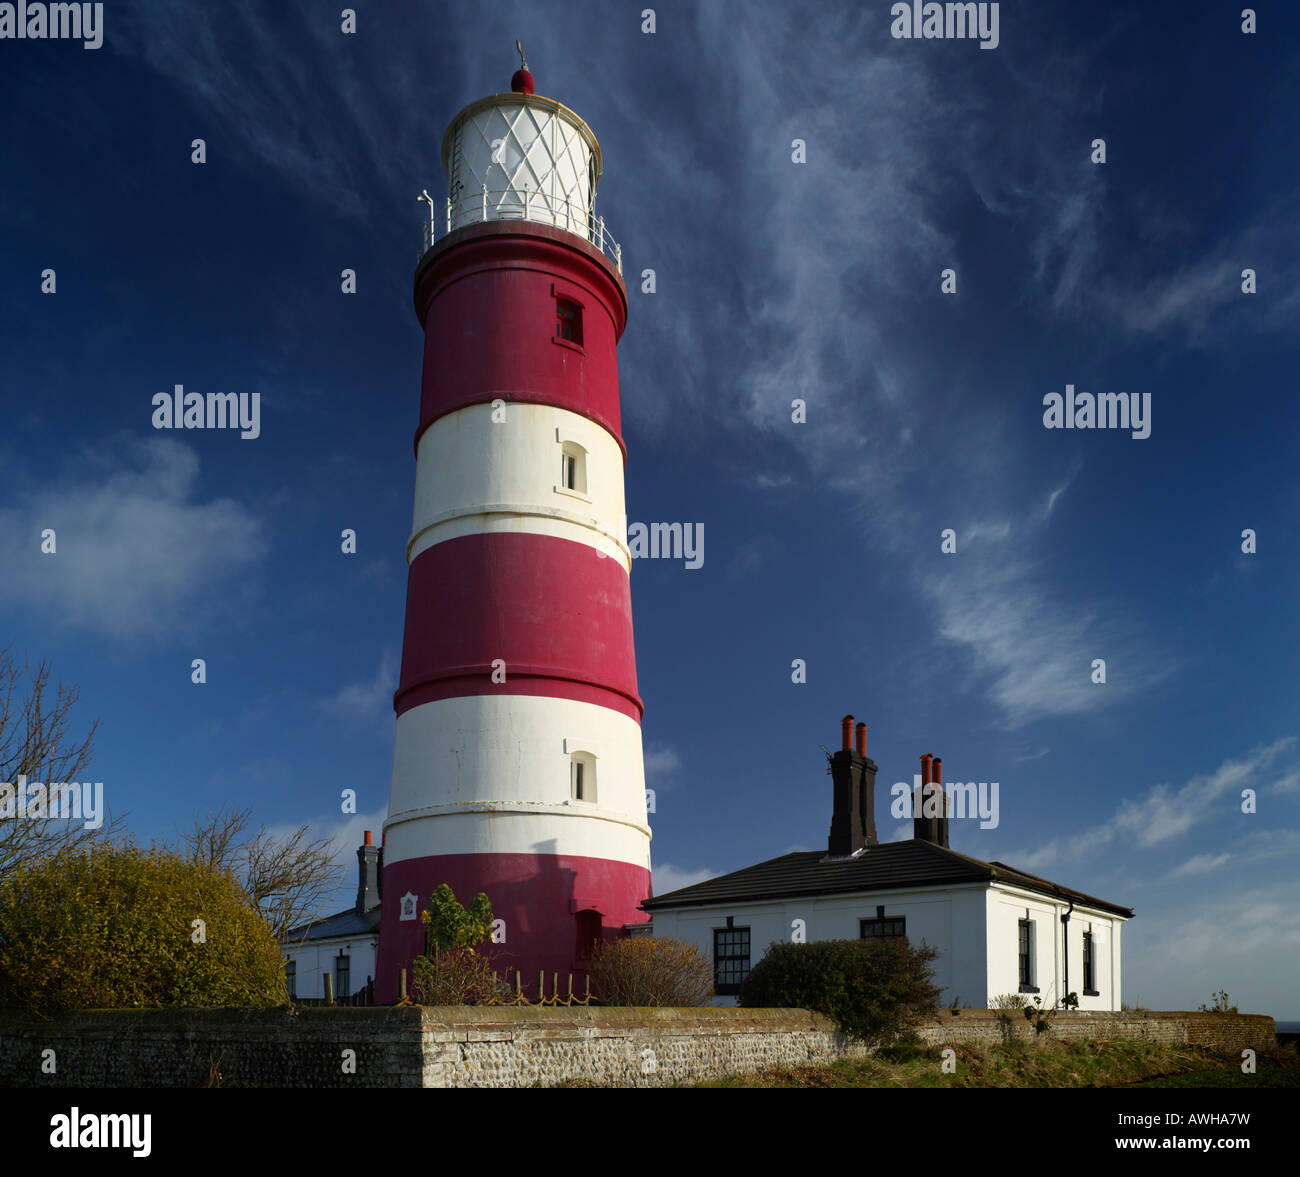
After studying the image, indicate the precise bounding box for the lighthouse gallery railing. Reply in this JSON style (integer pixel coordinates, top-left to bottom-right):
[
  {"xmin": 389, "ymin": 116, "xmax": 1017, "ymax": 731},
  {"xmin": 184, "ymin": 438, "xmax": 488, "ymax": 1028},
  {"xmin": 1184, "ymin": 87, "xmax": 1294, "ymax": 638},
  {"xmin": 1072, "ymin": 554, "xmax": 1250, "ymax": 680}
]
[{"xmin": 418, "ymin": 186, "xmax": 622, "ymax": 276}]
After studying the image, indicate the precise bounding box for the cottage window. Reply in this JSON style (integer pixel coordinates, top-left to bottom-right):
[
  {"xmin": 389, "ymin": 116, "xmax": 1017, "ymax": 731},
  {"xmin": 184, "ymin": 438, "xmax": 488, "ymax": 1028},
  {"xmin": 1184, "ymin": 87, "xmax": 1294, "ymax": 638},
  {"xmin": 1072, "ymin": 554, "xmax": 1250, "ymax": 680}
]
[
  {"xmin": 1018, "ymin": 919, "xmax": 1038, "ymax": 993},
  {"xmin": 1083, "ymin": 931, "xmax": 1098, "ymax": 995},
  {"xmin": 713, "ymin": 925, "xmax": 751, "ymax": 996},
  {"xmin": 860, "ymin": 916, "xmax": 906, "ymax": 939}
]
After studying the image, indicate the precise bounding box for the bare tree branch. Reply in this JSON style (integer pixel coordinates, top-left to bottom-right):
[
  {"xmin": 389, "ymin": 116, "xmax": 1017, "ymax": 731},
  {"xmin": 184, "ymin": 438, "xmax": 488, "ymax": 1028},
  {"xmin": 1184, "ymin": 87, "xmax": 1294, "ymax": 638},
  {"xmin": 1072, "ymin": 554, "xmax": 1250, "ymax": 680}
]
[
  {"xmin": 182, "ymin": 805, "xmax": 343, "ymax": 938},
  {"xmin": 0, "ymin": 647, "xmax": 120, "ymax": 878}
]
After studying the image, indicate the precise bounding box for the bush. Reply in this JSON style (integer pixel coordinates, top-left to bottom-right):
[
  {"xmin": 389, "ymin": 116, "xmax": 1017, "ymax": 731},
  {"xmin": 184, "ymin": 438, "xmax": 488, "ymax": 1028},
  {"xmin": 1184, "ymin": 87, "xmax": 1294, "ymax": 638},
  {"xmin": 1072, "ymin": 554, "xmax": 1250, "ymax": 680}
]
[
  {"xmin": 1198, "ymin": 989, "xmax": 1238, "ymax": 1013},
  {"xmin": 739, "ymin": 938, "xmax": 941, "ymax": 1044},
  {"xmin": 589, "ymin": 936, "xmax": 714, "ymax": 1006},
  {"xmin": 410, "ymin": 947, "xmax": 506, "ymax": 1005},
  {"xmin": 0, "ymin": 841, "xmax": 287, "ymax": 1012},
  {"xmin": 408, "ymin": 884, "xmax": 504, "ymax": 1005},
  {"xmin": 419, "ymin": 883, "xmax": 493, "ymax": 954}
]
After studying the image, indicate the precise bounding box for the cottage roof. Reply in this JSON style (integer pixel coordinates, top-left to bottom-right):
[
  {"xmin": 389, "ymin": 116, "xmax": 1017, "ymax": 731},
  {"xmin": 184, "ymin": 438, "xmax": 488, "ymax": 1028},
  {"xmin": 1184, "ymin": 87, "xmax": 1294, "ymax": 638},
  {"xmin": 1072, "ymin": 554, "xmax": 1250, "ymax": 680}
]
[{"xmin": 641, "ymin": 839, "xmax": 1133, "ymax": 918}]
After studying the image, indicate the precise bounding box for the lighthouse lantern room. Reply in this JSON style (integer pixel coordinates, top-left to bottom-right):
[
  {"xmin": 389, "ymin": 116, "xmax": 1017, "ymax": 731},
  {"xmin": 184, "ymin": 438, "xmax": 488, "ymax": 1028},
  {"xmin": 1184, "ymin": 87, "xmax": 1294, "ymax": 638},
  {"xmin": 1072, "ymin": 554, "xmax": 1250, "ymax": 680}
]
[{"xmin": 377, "ymin": 52, "xmax": 650, "ymax": 1001}]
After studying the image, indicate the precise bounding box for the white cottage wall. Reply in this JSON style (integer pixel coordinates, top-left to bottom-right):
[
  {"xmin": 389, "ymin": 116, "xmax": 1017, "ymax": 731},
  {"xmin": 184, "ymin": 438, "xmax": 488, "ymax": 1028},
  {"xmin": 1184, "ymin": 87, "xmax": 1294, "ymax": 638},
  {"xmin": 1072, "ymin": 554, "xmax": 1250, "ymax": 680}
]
[
  {"xmin": 649, "ymin": 885, "xmax": 992, "ymax": 1008},
  {"xmin": 282, "ymin": 937, "xmax": 379, "ymax": 1001}
]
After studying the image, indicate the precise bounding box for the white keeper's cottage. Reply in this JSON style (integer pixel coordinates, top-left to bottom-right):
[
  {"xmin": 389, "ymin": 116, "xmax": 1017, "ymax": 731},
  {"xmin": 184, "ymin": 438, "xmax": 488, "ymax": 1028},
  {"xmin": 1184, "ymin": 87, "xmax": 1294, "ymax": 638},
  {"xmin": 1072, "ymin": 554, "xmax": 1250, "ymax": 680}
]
[
  {"xmin": 642, "ymin": 715, "xmax": 1132, "ymax": 1010},
  {"xmin": 279, "ymin": 831, "xmax": 382, "ymax": 1002}
]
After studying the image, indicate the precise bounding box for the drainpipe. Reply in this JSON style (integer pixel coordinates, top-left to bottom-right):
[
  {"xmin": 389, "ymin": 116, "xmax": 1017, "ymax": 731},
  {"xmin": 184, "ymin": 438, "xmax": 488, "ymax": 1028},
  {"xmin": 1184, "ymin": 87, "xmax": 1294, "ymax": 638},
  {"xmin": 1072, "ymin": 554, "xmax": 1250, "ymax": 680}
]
[{"xmin": 1060, "ymin": 899, "xmax": 1074, "ymax": 1006}]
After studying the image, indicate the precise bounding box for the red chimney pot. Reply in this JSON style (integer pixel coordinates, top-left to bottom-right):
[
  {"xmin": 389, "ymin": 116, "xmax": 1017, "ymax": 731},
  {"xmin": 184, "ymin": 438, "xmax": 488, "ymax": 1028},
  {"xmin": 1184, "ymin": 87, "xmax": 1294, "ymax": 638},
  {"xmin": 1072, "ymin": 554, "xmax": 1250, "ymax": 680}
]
[
  {"xmin": 920, "ymin": 753, "xmax": 932, "ymax": 785},
  {"xmin": 841, "ymin": 715, "xmax": 854, "ymax": 751},
  {"xmin": 364, "ymin": 830, "xmax": 372, "ymax": 846},
  {"xmin": 855, "ymin": 722, "xmax": 867, "ymax": 757}
]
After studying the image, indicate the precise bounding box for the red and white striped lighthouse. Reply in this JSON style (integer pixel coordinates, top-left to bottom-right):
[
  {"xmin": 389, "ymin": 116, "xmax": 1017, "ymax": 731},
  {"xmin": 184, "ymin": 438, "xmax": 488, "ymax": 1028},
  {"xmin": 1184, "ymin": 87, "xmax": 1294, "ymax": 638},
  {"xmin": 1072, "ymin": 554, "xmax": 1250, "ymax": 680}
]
[{"xmin": 376, "ymin": 55, "xmax": 651, "ymax": 1001}]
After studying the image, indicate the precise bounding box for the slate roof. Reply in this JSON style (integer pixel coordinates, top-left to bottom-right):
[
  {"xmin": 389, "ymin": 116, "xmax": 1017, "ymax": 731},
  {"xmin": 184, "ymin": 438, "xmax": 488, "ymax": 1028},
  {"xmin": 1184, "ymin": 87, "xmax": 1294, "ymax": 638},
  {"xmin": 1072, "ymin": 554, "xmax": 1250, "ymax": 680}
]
[
  {"xmin": 281, "ymin": 905, "xmax": 381, "ymax": 943},
  {"xmin": 641, "ymin": 838, "xmax": 1133, "ymax": 918}
]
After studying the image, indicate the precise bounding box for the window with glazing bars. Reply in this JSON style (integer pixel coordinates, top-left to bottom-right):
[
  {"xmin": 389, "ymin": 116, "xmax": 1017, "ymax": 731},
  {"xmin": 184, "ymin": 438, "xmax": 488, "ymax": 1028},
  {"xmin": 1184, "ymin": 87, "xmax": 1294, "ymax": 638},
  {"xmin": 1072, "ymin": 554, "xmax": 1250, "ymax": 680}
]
[
  {"xmin": 713, "ymin": 927, "xmax": 750, "ymax": 995},
  {"xmin": 860, "ymin": 917, "xmax": 906, "ymax": 939},
  {"xmin": 1018, "ymin": 919, "xmax": 1033, "ymax": 989},
  {"xmin": 556, "ymin": 298, "xmax": 582, "ymax": 344}
]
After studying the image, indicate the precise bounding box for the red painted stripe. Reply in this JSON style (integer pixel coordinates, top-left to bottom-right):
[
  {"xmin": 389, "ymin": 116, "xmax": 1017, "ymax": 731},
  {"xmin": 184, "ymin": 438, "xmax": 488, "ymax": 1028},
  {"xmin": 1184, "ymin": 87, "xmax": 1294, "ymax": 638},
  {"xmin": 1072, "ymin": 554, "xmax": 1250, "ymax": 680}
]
[
  {"xmin": 376, "ymin": 851, "xmax": 651, "ymax": 1003},
  {"xmin": 395, "ymin": 532, "xmax": 643, "ymax": 721},
  {"xmin": 413, "ymin": 227, "xmax": 627, "ymax": 458}
]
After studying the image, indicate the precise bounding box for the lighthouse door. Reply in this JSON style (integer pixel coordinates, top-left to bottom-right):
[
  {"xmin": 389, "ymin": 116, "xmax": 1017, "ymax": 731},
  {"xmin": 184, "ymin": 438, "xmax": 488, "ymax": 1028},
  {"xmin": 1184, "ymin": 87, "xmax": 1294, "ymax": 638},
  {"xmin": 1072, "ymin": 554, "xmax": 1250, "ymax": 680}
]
[{"xmin": 575, "ymin": 909, "xmax": 603, "ymax": 963}]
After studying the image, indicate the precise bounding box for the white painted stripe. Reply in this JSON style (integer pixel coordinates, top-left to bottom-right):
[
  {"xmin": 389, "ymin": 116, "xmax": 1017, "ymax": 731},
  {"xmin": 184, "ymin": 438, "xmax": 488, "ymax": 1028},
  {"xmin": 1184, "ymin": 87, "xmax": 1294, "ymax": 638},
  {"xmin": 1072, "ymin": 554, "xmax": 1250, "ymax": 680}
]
[
  {"xmin": 409, "ymin": 402, "xmax": 628, "ymax": 564},
  {"xmin": 384, "ymin": 694, "xmax": 651, "ymax": 867}
]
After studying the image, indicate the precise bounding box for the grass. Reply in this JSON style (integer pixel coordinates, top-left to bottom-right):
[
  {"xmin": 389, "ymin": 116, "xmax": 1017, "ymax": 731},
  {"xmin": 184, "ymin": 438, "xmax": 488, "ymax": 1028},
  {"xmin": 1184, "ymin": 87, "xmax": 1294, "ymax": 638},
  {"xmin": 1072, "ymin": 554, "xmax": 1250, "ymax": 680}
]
[{"xmin": 692, "ymin": 1038, "xmax": 1300, "ymax": 1089}]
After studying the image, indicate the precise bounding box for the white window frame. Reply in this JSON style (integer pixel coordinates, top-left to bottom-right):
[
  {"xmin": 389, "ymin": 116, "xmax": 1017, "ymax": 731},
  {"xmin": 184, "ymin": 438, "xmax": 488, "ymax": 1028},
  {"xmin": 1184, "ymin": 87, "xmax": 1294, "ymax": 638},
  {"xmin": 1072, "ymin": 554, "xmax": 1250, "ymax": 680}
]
[
  {"xmin": 570, "ymin": 751, "xmax": 596, "ymax": 803},
  {"xmin": 555, "ymin": 440, "xmax": 590, "ymax": 501}
]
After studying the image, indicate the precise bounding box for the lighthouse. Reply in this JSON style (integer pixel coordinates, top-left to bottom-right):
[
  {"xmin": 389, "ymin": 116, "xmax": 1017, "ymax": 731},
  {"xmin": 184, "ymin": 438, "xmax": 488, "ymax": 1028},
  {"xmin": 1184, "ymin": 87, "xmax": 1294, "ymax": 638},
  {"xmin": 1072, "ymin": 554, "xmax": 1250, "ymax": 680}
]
[{"xmin": 376, "ymin": 52, "xmax": 651, "ymax": 1001}]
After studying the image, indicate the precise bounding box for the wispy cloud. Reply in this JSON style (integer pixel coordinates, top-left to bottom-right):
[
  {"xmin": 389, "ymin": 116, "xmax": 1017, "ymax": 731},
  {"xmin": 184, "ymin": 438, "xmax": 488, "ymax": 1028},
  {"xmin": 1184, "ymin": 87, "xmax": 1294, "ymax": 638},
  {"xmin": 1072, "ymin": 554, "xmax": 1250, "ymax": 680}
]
[
  {"xmin": 112, "ymin": 0, "xmax": 428, "ymax": 225},
  {"xmin": 1272, "ymin": 769, "xmax": 1300, "ymax": 794},
  {"xmin": 724, "ymin": 535, "xmax": 780, "ymax": 584},
  {"xmin": 0, "ymin": 437, "xmax": 265, "ymax": 638},
  {"xmin": 1127, "ymin": 879, "xmax": 1300, "ymax": 1014},
  {"xmin": 1012, "ymin": 738, "xmax": 1296, "ymax": 871},
  {"xmin": 323, "ymin": 651, "xmax": 398, "ymax": 720},
  {"xmin": 1170, "ymin": 853, "xmax": 1231, "ymax": 878},
  {"xmin": 644, "ymin": 744, "xmax": 681, "ymax": 783},
  {"xmin": 652, "ymin": 863, "xmax": 715, "ymax": 896},
  {"xmin": 1012, "ymin": 746, "xmax": 1051, "ymax": 763}
]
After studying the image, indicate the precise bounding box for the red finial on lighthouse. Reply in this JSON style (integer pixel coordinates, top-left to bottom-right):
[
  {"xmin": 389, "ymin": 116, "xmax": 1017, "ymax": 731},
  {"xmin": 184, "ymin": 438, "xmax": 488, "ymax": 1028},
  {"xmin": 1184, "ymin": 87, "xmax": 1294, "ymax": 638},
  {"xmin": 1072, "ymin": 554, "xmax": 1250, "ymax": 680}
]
[{"xmin": 512, "ymin": 39, "xmax": 534, "ymax": 93}]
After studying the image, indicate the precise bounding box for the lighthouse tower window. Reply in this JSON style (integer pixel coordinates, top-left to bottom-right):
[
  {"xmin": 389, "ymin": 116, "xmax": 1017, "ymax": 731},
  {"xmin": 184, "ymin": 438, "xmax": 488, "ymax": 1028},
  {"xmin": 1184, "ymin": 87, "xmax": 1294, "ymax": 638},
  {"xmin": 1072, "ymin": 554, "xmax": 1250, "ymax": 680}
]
[
  {"xmin": 560, "ymin": 442, "xmax": 587, "ymax": 495},
  {"xmin": 556, "ymin": 298, "xmax": 583, "ymax": 345},
  {"xmin": 571, "ymin": 752, "xmax": 596, "ymax": 802}
]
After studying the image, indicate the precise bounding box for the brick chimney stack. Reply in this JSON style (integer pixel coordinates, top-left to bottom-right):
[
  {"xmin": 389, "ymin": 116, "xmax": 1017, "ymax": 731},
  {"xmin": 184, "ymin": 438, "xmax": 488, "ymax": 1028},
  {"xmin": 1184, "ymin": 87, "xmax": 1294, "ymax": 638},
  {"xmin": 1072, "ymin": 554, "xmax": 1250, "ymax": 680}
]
[
  {"xmin": 913, "ymin": 754, "xmax": 951, "ymax": 847},
  {"xmin": 356, "ymin": 830, "xmax": 382, "ymax": 914},
  {"xmin": 828, "ymin": 713, "xmax": 878, "ymax": 855}
]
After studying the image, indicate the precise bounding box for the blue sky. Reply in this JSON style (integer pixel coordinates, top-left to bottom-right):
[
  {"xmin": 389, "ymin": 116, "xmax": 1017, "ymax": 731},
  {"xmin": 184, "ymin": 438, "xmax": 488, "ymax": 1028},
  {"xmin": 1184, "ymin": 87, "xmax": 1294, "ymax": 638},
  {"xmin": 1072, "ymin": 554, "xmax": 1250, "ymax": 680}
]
[{"xmin": 1, "ymin": 1, "xmax": 1298, "ymax": 1018}]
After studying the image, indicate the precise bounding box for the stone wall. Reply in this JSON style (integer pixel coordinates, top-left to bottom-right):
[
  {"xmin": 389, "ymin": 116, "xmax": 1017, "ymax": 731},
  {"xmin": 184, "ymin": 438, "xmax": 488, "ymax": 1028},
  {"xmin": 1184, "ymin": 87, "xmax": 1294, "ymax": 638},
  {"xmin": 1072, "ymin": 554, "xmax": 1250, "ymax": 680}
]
[
  {"xmin": 0, "ymin": 1006, "xmax": 1276, "ymax": 1088},
  {"xmin": 917, "ymin": 1009, "xmax": 1276, "ymax": 1054},
  {"xmin": 421, "ymin": 1006, "xmax": 866, "ymax": 1087},
  {"xmin": 0, "ymin": 1007, "xmax": 425, "ymax": 1089}
]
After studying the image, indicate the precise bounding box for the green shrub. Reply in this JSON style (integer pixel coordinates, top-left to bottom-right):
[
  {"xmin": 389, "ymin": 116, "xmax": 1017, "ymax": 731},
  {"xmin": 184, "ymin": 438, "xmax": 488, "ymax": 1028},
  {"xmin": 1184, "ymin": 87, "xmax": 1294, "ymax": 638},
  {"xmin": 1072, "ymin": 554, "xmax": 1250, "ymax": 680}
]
[
  {"xmin": 739, "ymin": 938, "xmax": 941, "ymax": 1044},
  {"xmin": 408, "ymin": 884, "xmax": 504, "ymax": 1005},
  {"xmin": 419, "ymin": 883, "xmax": 493, "ymax": 954},
  {"xmin": 410, "ymin": 947, "xmax": 507, "ymax": 1005},
  {"xmin": 589, "ymin": 936, "xmax": 714, "ymax": 1006},
  {"xmin": 0, "ymin": 840, "xmax": 287, "ymax": 1012}
]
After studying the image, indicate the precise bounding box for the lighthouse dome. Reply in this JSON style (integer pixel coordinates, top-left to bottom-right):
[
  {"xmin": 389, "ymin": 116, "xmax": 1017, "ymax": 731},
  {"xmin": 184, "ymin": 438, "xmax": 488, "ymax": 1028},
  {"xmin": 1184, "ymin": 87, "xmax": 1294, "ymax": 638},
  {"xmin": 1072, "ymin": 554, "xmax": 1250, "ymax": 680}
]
[{"xmin": 432, "ymin": 84, "xmax": 616, "ymax": 269}]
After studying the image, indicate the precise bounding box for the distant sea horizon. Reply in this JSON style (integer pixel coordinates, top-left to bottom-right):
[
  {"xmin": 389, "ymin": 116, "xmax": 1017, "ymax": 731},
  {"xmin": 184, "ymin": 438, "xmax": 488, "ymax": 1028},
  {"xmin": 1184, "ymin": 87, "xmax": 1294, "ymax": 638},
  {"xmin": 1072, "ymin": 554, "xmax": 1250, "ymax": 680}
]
[{"xmin": 1275, "ymin": 1021, "xmax": 1299, "ymax": 1033}]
